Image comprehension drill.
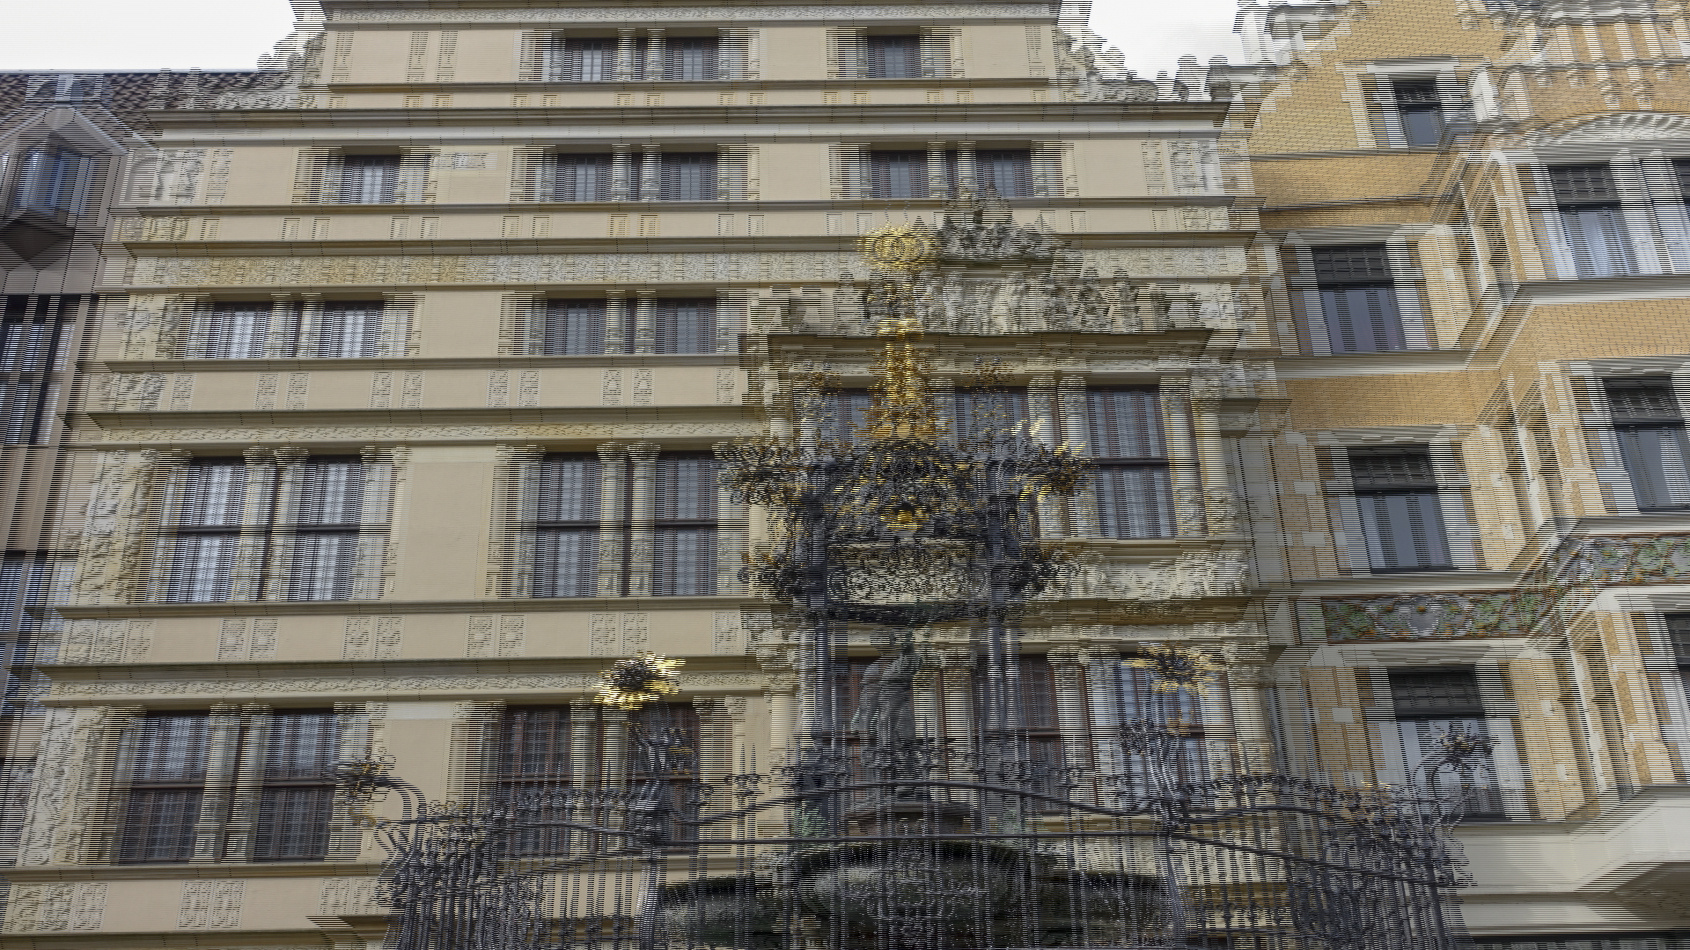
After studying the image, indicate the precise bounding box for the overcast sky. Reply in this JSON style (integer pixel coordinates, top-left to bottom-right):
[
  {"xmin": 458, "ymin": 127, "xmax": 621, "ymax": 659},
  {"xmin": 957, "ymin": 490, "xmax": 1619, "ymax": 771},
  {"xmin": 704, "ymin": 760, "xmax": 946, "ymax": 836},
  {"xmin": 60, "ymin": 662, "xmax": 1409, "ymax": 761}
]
[{"xmin": 0, "ymin": 0, "xmax": 1241, "ymax": 80}]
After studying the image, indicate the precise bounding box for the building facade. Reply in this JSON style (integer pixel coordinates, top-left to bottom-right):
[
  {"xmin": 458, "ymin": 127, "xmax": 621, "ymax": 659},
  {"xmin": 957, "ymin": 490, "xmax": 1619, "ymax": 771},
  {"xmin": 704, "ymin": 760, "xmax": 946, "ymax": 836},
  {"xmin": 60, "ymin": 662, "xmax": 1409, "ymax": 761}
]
[{"xmin": 4, "ymin": 0, "xmax": 1690, "ymax": 946}]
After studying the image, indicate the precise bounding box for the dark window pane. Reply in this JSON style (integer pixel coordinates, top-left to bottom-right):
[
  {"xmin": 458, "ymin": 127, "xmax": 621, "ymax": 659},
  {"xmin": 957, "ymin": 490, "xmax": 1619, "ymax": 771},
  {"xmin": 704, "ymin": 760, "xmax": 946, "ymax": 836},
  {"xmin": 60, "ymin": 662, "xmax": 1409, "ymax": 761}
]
[
  {"xmin": 1607, "ymin": 379, "xmax": 1690, "ymax": 510},
  {"xmin": 543, "ymin": 299, "xmax": 606, "ymax": 354},
  {"xmin": 654, "ymin": 298, "xmax": 716, "ymax": 354},
  {"xmin": 1112, "ymin": 663, "xmax": 1207, "ymax": 795},
  {"xmin": 553, "ymin": 37, "xmax": 614, "ymax": 82},
  {"xmin": 287, "ymin": 458, "xmax": 363, "ymax": 602},
  {"xmin": 1389, "ymin": 668, "xmax": 1484, "ymax": 718},
  {"xmin": 166, "ymin": 461, "xmax": 245, "ymax": 603},
  {"xmin": 653, "ymin": 455, "xmax": 717, "ymax": 597},
  {"xmin": 1666, "ymin": 614, "xmax": 1690, "ymax": 669},
  {"xmin": 312, "ymin": 302, "xmax": 383, "ymax": 358},
  {"xmin": 823, "ymin": 390, "xmax": 874, "ymax": 442},
  {"xmin": 865, "ymin": 35, "xmax": 922, "ymax": 78},
  {"xmin": 550, "ymin": 153, "xmax": 613, "ymax": 202},
  {"xmin": 1349, "ymin": 447, "xmax": 1452, "ymax": 571},
  {"xmin": 118, "ymin": 714, "xmax": 210, "ymax": 864},
  {"xmin": 533, "ymin": 454, "xmax": 600, "ymax": 598},
  {"xmin": 252, "ymin": 711, "xmax": 338, "ymax": 862},
  {"xmin": 664, "ymin": 37, "xmax": 719, "ymax": 80},
  {"xmin": 951, "ymin": 389, "xmax": 1028, "ymax": 444},
  {"xmin": 195, "ymin": 302, "xmax": 271, "ymax": 359},
  {"xmin": 1392, "ymin": 79, "xmax": 1445, "ymax": 146},
  {"xmin": 975, "ymin": 149, "xmax": 1033, "ymax": 198},
  {"xmin": 1087, "ymin": 389, "xmax": 1166, "ymax": 461},
  {"xmin": 629, "ymin": 703, "xmax": 699, "ymax": 842},
  {"xmin": 1088, "ymin": 389, "xmax": 1174, "ymax": 539},
  {"xmin": 0, "ymin": 296, "xmax": 73, "ymax": 444},
  {"xmin": 657, "ymin": 153, "xmax": 717, "ymax": 201},
  {"xmin": 1312, "ymin": 245, "xmax": 1405, "ymax": 353},
  {"xmin": 1389, "ymin": 669, "xmax": 1503, "ymax": 818},
  {"xmin": 337, "ymin": 155, "xmax": 398, "ymax": 204},
  {"xmin": 869, "ymin": 151, "xmax": 929, "ymax": 200},
  {"xmin": 1550, "ymin": 164, "xmax": 1619, "ymax": 206},
  {"xmin": 12, "ymin": 146, "xmax": 93, "ymax": 219}
]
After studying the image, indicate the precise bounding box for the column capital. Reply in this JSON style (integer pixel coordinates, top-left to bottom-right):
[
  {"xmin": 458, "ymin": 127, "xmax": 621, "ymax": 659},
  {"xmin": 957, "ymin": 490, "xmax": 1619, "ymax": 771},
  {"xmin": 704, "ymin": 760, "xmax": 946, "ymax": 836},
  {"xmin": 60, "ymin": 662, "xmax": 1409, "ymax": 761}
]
[
  {"xmin": 625, "ymin": 441, "xmax": 660, "ymax": 464},
  {"xmin": 597, "ymin": 441, "xmax": 627, "ymax": 461}
]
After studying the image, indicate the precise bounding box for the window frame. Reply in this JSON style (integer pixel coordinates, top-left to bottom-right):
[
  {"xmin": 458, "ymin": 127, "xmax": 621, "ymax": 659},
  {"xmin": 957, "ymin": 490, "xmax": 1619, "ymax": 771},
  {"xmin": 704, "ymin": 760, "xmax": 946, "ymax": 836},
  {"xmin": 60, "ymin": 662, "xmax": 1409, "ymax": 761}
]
[
  {"xmin": 1602, "ymin": 377, "xmax": 1690, "ymax": 511},
  {"xmin": 1311, "ymin": 244, "xmax": 1409, "ymax": 353},
  {"xmin": 530, "ymin": 453, "xmax": 603, "ymax": 599},
  {"xmin": 1384, "ymin": 667, "xmax": 1512, "ymax": 821},
  {"xmin": 1345, "ymin": 446, "xmax": 1455, "ymax": 573},
  {"xmin": 1086, "ymin": 387, "xmax": 1176, "ymax": 540},
  {"xmin": 334, "ymin": 154, "xmax": 401, "ymax": 205}
]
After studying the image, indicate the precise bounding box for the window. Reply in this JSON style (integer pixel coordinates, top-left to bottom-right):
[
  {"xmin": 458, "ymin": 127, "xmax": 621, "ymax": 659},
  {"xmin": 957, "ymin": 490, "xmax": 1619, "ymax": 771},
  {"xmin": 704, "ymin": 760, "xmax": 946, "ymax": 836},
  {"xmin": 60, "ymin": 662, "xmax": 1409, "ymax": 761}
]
[
  {"xmin": 1473, "ymin": 936, "xmax": 1690, "ymax": 950},
  {"xmin": 526, "ymin": 452, "xmax": 715, "ymax": 598},
  {"xmin": 665, "ymin": 37, "xmax": 719, "ymax": 81},
  {"xmin": 0, "ymin": 294, "xmax": 75, "ymax": 445},
  {"xmin": 337, "ymin": 155, "xmax": 399, "ymax": 204},
  {"xmin": 654, "ymin": 298, "xmax": 716, "ymax": 354},
  {"xmin": 549, "ymin": 153, "xmax": 613, "ymax": 202},
  {"xmin": 118, "ymin": 714, "xmax": 209, "ymax": 864},
  {"xmin": 286, "ymin": 457, "xmax": 364, "ymax": 602},
  {"xmin": 1665, "ymin": 614, "xmax": 1690, "ymax": 711},
  {"xmin": 869, "ymin": 151, "xmax": 930, "ymax": 200},
  {"xmin": 1110, "ymin": 660, "xmax": 1208, "ymax": 795},
  {"xmin": 550, "ymin": 36, "xmax": 616, "ymax": 82},
  {"xmin": 188, "ymin": 300, "xmax": 386, "ymax": 359},
  {"xmin": 1550, "ymin": 164, "xmax": 1633, "ymax": 277},
  {"xmin": 251, "ymin": 711, "xmax": 339, "ymax": 862},
  {"xmin": 646, "ymin": 153, "xmax": 717, "ymax": 201},
  {"xmin": 951, "ymin": 388, "xmax": 1029, "ymax": 444},
  {"xmin": 1387, "ymin": 668, "xmax": 1505, "ymax": 819},
  {"xmin": 1087, "ymin": 388, "xmax": 1175, "ymax": 539},
  {"xmin": 0, "ymin": 553, "xmax": 69, "ymax": 713},
  {"xmin": 532, "ymin": 454, "xmax": 601, "ymax": 598},
  {"xmin": 1605, "ymin": 378, "xmax": 1690, "ymax": 511},
  {"xmin": 494, "ymin": 703, "xmax": 698, "ymax": 853},
  {"xmin": 653, "ymin": 454, "xmax": 718, "ymax": 597},
  {"xmin": 975, "ymin": 656, "xmax": 1067, "ymax": 806},
  {"xmin": 822, "ymin": 389, "xmax": 875, "ymax": 442},
  {"xmin": 864, "ymin": 35, "xmax": 922, "ymax": 78},
  {"xmin": 10, "ymin": 145, "xmax": 93, "ymax": 221},
  {"xmin": 1347, "ymin": 447, "xmax": 1452, "ymax": 572},
  {"xmin": 1312, "ymin": 245, "xmax": 1405, "ymax": 353},
  {"xmin": 162, "ymin": 456, "xmax": 370, "ymax": 603},
  {"xmin": 542, "ymin": 299, "xmax": 606, "ymax": 355},
  {"xmin": 1391, "ymin": 79, "xmax": 1445, "ymax": 147},
  {"xmin": 118, "ymin": 710, "xmax": 340, "ymax": 864},
  {"xmin": 974, "ymin": 149, "xmax": 1034, "ymax": 199}
]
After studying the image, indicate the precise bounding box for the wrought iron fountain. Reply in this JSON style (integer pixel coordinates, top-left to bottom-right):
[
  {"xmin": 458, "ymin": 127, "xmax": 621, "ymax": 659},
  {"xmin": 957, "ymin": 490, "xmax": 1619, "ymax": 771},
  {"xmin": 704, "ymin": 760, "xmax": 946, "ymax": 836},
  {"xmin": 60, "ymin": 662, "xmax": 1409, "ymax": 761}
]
[{"xmin": 331, "ymin": 198, "xmax": 1483, "ymax": 950}]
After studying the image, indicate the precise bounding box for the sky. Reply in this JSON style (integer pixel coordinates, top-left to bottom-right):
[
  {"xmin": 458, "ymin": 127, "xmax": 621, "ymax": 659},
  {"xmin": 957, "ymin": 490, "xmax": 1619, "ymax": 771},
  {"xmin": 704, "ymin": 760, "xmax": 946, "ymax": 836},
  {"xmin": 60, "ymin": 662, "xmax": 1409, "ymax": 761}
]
[{"xmin": 0, "ymin": 0, "xmax": 1242, "ymax": 80}]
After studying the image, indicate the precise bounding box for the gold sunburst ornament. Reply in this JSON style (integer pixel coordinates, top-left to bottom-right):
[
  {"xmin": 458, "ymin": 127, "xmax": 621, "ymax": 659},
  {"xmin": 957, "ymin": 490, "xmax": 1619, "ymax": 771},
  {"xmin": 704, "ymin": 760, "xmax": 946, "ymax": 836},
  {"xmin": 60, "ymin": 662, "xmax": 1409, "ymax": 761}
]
[
  {"xmin": 1130, "ymin": 645, "xmax": 1220, "ymax": 694},
  {"xmin": 859, "ymin": 224, "xmax": 937, "ymax": 272},
  {"xmin": 597, "ymin": 652, "xmax": 685, "ymax": 709}
]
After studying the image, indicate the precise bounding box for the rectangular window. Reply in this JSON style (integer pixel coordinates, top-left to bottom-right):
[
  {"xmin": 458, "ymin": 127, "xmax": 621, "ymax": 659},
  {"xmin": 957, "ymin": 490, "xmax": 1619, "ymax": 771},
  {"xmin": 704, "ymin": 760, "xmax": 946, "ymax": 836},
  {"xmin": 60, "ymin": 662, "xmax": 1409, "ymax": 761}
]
[
  {"xmin": 1665, "ymin": 614, "xmax": 1690, "ymax": 711},
  {"xmin": 951, "ymin": 388, "xmax": 1029, "ymax": 444},
  {"xmin": 1605, "ymin": 378, "xmax": 1690, "ymax": 510},
  {"xmin": 629, "ymin": 702, "xmax": 701, "ymax": 842},
  {"xmin": 653, "ymin": 153, "xmax": 717, "ymax": 201},
  {"xmin": 974, "ymin": 149, "xmax": 1034, "ymax": 199},
  {"xmin": 664, "ymin": 37, "xmax": 719, "ymax": 81},
  {"xmin": 337, "ymin": 155, "xmax": 399, "ymax": 204},
  {"xmin": 190, "ymin": 300, "xmax": 383, "ymax": 360},
  {"xmin": 654, "ymin": 297, "xmax": 716, "ymax": 354},
  {"xmin": 1348, "ymin": 447, "xmax": 1452, "ymax": 571},
  {"xmin": 118, "ymin": 713, "xmax": 210, "ymax": 864},
  {"xmin": 1550, "ymin": 164, "xmax": 1633, "ymax": 277},
  {"xmin": 532, "ymin": 453, "xmax": 601, "ymax": 598},
  {"xmin": 286, "ymin": 458, "xmax": 364, "ymax": 603},
  {"xmin": 552, "ymin": 37, "xmax": 616, "ymax": 82},
  {"xmin": 1087, "ymin": 388, "xmax": 1175, "ymax": 539},
  {"xmin": 864, "ymin": 35, "xmax": 922, "ymax": 78},
  {"xmin": 311, "ymin": 301, "xmax": 383, "ymax": 358},
  {"xmin": 11, "ymin": 145, "xmax": 93, "ymax": 220},
  {"xmin": 542, "ymin": 299, "xmax": 607, "ymax": 355},
  {"xmin": 194, "ymin": 301, "xmax": 272, "ymax": 359},
  {"xmin": 0, "ymin": 553, "xmax": 67, "ymax": 713},
  {"xmin": 824, "ymin": 390, "xmax": 875, "ymax": 442},
  {"xmin": 164, "ymin": 460, "xmax": 246, "ymax": 603},
  {"xmin": 972, "ymin": 656, "xmax": 1067, "ymax": 807},
  {"xmin": 0, "ymin": 295, "xmax": 74, "ymax": 445},
  {"xmin": 549, "ymin": 153, "xmax": 613, "ymax": 202},
  {"xmin": 869, "ymin": 150, "xmax": 929, "ymax": 200},
  {"xmin": 653, "ymin": 454, "xmax": 718, "ymax": 597},
  {"xmin": 494, "ymin": 703, "xmax": 698, "ymax": 852},
  {"xmin": 1312, "ymin": 245, "xmax": 1405, "ymax": 353},
  {"xmin": 251, "ymin": 710, "xmax": 338, "ymax": 862},
  {"xmin": 1388, "ymin": 668, "xmax": 1505, "ymax": 819},
  {"xmin": 1391, "ymin": 79, "xmax": 1445, "ymax": 147},
  {"xmin": 1111, "ymin": 660, "xmax": 1207, "ymax": 795}
]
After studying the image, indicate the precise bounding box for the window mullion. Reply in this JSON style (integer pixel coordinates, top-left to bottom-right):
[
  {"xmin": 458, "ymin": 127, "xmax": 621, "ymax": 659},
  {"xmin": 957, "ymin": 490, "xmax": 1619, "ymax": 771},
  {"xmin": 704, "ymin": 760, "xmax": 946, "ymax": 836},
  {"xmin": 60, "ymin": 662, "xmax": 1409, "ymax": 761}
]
[
  {"xmin": 190, "ymin": 704, "xmax": 247, "ymax": 864},
  {"xmin": 215, "ymin": 704, "xmax": 271, "ymax": 863}
]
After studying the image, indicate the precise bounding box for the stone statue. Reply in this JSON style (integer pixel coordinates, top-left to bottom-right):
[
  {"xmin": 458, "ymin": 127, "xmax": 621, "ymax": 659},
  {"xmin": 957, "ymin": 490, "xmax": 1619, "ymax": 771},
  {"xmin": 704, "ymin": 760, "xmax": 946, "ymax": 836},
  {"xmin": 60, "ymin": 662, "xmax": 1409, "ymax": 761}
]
[{"xmin": 848, "ymin": 644, "xmax": 926, "ymax": 749}]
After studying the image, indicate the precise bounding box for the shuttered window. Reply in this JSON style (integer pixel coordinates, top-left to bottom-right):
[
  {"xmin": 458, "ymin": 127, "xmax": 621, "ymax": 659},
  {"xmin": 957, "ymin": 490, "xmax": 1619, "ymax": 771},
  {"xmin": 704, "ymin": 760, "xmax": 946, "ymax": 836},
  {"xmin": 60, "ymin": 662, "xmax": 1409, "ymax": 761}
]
[
  {"xmin": 549, "ymin": 153, "xmax": 613, "ymax": 202},
  {"xmin": 542, "ymin": 300, "xmax": 607, "ymax": 355},
  {"xmin": 336, "ymin": 155, "xmax": 399, "ymax": 204},
  {"xmin": 164, "ymin": 460, "xmax": 245, "ymax": 603},
  {"xmin": 531, "ymin": 454, "xmax": 601, "ymax": 599},
  {"xmin": 864, "ymin": 35, "xmax": 922, "ymax": 78},
  {"xmin": 1348, "ymin": 447, "xmax": 1453, "ymax": 571},
  {"xmin": 653, "ymin": 454, "xmax": 718, "ymax": 597},
  {"xmin": 1388, "ymin": 668, "xmax": 1505, "ymax": 819},
  {"xmin": 654, "ymin": 298, "xmax": 716, "ymax": 354},
  {"xmin": 1550, "ymin": 164, "xmax": 1633, "ymax": 277},
  {"xmin": 252, "ymin": 710, "xmax": 339, "ymax": 862},
  {"xmin": 665, "ymin": 37, "xmax": 719, "ymax": 80},
  {"xmin": 1087, "ymin": 388, "xmax": 1175, "ymax": 539},
  {"xmin": 869, "ymin": 150, "xmax": 929, "ymax": 200},
  {"xmin": 117, "ymin": 713, "xmax": 210, "ymax": 864},
  {"xmin": 1604, "ymin": 378, "xmax": 1690, "ymax": 510},
  {"xmin": 287, "ymin": 458, "xmax": 364, "ymax": 603},
  {"xmin": 1313, "ymin": 245, "xmax": 1405, "ymax": 353}
]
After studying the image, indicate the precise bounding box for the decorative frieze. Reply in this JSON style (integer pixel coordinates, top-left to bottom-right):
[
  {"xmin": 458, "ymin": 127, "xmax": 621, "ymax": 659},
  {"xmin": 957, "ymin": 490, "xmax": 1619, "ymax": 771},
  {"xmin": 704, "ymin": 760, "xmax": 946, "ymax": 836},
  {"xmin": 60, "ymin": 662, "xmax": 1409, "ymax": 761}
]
[
  {"xmin": 52, "ymin": 669, "xmax": 771, "ymax": 702},
  {"xmin": 178, "ymin": 880, "xmax": 243, "ymax": 930},
  {"xmin": 1049, "ymin": 550, "xmax": 1250, "ymax": 604},
  {"xmin": 335, "ymin": 4, "xmax": 1048, "ymax": 23},
  {"xmin": 2, "ymin": 882, "xmax": 105, "ymax": 933}
]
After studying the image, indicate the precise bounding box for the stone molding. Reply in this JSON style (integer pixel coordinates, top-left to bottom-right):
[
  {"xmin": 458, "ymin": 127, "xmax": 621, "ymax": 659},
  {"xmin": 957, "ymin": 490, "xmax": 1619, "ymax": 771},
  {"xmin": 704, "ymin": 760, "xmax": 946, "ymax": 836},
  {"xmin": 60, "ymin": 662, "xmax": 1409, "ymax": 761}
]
[
  {"xmin": 333, "ymin": 4, "xmax": 1050, "ymax": 23},
  {"xmin": 49, "ymin": 669, "xmax": 771, "ymax": 703}
]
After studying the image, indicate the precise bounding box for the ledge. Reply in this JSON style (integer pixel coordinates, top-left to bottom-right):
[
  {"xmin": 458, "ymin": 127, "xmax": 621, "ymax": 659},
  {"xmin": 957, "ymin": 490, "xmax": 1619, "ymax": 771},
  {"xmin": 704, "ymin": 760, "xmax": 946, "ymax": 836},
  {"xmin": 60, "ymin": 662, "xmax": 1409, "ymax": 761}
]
[{"xmin": 55, "ymin": 594, "xmax": 765, "ymax": 620}]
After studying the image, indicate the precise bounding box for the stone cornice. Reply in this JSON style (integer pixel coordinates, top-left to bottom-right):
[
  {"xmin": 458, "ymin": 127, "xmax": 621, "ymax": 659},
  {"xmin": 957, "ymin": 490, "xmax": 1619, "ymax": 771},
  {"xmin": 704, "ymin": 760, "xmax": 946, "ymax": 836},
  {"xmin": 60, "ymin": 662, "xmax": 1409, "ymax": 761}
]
[
  {"xmin": 319, "ymin": 3, "xmax": 1054, "ymax": 25},
  {"xmin": 55, "ymin": 594, "xmax": 764, "ymax": 620}
]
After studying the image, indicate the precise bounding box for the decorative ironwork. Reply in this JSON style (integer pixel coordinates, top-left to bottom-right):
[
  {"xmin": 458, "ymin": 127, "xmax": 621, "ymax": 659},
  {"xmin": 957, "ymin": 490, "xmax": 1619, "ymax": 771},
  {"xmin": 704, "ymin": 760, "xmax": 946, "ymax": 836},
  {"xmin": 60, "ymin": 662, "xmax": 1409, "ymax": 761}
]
[{"xmin": 597, "ymin": 652, "xmax": 685, "ymax": 710}]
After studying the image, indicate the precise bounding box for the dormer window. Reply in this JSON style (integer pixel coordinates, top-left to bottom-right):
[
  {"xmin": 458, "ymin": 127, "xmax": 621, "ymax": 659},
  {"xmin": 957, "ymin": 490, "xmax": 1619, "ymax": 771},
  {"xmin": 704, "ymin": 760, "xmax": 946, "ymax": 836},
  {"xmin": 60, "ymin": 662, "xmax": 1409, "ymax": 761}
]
[{"xmin": 11, "ymin": 145, "xmax": 92, "ymax": 222}]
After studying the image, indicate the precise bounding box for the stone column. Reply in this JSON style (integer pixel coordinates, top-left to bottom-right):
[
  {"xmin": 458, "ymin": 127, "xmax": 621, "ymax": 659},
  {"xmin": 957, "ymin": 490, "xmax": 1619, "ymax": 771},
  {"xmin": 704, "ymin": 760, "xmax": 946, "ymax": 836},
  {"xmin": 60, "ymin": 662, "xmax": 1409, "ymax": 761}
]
[
  {"xmin": 293, "ymin": 294, "xmax": 324, "ymax": 358},
  {"xmin": 633, "ymin": 290, "xmax": 657, "ymax": 355},
  {"xmin": 624, "ymin": 443, "xmax": 660, "ymax": 597},
  {"xmin": 1058, "ymin": 376, "xmax": 1099, "ymax": 535},
  {"xmin": 639, "ymin": 145, "xmax": 661, "ymax": 201},
  {"xmin": 644, "ymin": 30, "xmax": 666, "ymax": 80},
  {"xmin": 605, "ymin": 289, "xmax": 628, "ymax": 354},
  {"xmin": 1161, "ymin": 384, "xmax": 1206, "ymax": 538},
  {"xmin": 1028, "ymin": 374, "xmax": 1064, "ymax": 537},
  {"xmin": 596, "ymin": 443, "xmax": 628, "ymax": 598},
  {"xmin": 233, "ymin": 448, "xmax": 279, "ymax": 602},
  {"xmin": 600, "ymin": 704, "xmax": 630, "ymax": 789},
  {"xmin": 570, "ymin": 700, "xmax": 600, "ymax": 788},
  {"xmin": 257, "ymin": 447, "xmax": 307, "ymax": 601},
  {"xmin": 265, "ymin": 294, "xmax": 298, "ymax": 358},
  {"xmin": 194, "ymin": 703, "xmax": 248, "ymax": 863},
  {"xmin": 927, "ymin": 140, "xmax": 949, "ymax": 199},
  {"xmin": 615, "ymin": 29, "xmax": 638, "ymax": 81},
  {"xmin": 1049, "ymin": 648, "xmax": 1096, "ymax": 806},
  {"xmin": 611, "ymin": 146, "xmax": 633, "ymax": 202},
  {"xmin": 1221, "ymin": 642, "xmax": 1275, "ymax": 773},
  {"xmin": 955, "ymin": 141, "xmax": 977, "ymax": 197},
  {"xmin": 938, "ymin": 648, "xmax": 977, "ymax": 808}
]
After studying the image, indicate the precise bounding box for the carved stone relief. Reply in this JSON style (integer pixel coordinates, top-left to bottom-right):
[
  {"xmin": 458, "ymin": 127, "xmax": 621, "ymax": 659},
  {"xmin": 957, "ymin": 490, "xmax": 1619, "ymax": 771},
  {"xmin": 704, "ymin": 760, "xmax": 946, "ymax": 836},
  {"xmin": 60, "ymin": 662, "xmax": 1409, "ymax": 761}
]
[
  {"xmin": 72, "ymin": 451, "xmax": 157, "ymax": 604},
  {"xmin": 2, "ymin": 882, "xmax": 105, "ymax": 933},
  {"xmin": 178, "ymin": 880, "xmax": 243, "ymax": 929}
]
